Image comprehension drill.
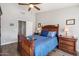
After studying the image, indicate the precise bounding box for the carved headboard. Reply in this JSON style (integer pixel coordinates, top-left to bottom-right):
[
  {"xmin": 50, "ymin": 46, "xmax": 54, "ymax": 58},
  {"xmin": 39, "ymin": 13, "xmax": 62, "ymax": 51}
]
[{"xmin": 42, "ymin": 24, "xmax": 59, "ymax": 32}]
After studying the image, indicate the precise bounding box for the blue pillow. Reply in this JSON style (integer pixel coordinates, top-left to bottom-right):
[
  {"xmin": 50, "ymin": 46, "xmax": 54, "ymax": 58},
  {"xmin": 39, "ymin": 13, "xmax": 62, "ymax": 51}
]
[
  {"xmin": 48, "ymin": 32, "xmax": 57, "ymax": 38},
  {"xmin": 41, "ymin": 30, "xmax": 48, "ymax": 37}
]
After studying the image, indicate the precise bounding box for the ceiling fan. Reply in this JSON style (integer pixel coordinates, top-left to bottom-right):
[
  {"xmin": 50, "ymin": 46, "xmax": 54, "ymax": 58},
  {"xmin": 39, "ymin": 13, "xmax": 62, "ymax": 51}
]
[{"xmin": 18, "ymin": 3, "xmax": 40, "ymax": 11}]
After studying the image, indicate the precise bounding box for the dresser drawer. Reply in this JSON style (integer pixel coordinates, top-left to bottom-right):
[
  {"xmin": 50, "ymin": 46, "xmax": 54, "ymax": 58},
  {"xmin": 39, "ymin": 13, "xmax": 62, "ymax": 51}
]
[
  {"xmin": 59, "ymin": 44, "xmax": 74, "ymax": 52},
  {"xmin": 59, "ymin": 44, "xmax": 69, "ymax": 49},
  {"xmin": 59, "ymin": 39, "xmax": 74, "ymax": 46}
]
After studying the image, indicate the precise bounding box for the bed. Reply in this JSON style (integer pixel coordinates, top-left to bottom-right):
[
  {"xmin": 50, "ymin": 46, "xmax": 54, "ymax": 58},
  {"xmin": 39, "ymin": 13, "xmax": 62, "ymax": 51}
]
[{"xmin": 18, "ymin": 24, "xmax": 59, "ymax": 56}]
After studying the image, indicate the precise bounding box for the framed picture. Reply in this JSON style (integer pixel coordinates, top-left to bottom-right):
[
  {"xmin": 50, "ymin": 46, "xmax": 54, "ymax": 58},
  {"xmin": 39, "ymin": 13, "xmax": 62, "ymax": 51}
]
[{"xmin": 66, "ymin": 19, "xmax": 75, "ymax": 25}]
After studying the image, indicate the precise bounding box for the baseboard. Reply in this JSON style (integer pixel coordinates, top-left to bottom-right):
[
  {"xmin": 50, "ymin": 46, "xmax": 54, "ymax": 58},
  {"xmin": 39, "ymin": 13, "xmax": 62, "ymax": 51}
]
[{"xmin": 1, "ymin": 40, "xmax": 18, "ymax": 46}]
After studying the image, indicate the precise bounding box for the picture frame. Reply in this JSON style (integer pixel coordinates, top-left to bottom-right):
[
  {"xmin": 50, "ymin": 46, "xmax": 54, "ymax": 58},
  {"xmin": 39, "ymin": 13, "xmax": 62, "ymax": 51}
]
[{"xmin": 66, "ymin": 19, "xmax": 75, "ymax": 25}]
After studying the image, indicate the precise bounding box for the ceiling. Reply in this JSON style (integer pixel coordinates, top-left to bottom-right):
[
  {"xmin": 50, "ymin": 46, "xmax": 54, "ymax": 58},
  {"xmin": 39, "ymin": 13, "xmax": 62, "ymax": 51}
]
[{"xmin": 19, "ymin": 3, "xmax": 79, "ymax": 13}]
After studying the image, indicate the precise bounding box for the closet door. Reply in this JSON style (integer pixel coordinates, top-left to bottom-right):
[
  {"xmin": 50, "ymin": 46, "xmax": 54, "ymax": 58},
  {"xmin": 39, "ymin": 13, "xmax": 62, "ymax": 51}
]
[{"xmin": 18, "ymin": 21, "xmax": 26, "ymax": 36}]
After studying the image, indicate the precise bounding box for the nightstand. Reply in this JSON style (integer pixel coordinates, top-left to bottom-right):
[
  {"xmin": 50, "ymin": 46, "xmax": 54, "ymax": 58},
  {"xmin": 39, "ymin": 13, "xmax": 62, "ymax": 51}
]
[{"xmin": 58, "ymin": 36, "xmax": 77, "ymax": 55}]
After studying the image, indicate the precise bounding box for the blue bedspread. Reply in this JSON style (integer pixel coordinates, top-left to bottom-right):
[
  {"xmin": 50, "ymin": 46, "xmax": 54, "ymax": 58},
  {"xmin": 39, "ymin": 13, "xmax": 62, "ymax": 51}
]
[{"xmin": 28, "ymin": 35, "xmax": 58, "ymax": 56}]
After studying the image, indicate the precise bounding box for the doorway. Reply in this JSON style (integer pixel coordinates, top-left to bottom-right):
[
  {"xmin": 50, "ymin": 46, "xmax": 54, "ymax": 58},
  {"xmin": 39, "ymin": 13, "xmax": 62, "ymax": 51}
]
[{"xmin": 18, "ymin": 21, "xmax": 26, "ymax": 36}]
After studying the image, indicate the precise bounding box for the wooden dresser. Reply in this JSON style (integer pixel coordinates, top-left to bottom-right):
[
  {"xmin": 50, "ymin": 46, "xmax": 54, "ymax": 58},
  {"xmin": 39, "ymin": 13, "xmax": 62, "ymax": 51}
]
[{"xmin": 58, "ymin": 36, "xmax": 77, "ymax": 55}]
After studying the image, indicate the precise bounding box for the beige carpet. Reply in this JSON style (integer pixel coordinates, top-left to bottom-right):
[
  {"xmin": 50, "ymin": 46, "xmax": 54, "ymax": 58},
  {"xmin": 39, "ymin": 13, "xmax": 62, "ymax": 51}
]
[{"xmin": 0, "ymin": 43, "xmax": 78, "ymax": 56}]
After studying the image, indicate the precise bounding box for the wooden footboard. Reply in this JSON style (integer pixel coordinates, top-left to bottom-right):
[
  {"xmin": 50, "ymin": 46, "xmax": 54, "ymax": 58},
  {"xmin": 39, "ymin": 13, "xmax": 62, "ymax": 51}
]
[{"xmin": 18, "ymin": 35, "xmax": 34, "ymax": 56}]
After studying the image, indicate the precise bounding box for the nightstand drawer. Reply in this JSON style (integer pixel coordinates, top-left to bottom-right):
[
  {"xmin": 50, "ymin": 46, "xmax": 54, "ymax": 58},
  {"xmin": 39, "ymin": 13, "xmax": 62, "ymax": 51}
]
[{"xmin": 59, "ymin": 39, "xmax": 74, "ymax": 46}]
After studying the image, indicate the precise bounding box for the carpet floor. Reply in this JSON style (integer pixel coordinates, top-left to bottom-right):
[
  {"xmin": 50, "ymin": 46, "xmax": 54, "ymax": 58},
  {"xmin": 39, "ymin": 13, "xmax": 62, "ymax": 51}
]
[{"xmin": 0, "ymin": 42, "xmax": 78, "ymax": 56}]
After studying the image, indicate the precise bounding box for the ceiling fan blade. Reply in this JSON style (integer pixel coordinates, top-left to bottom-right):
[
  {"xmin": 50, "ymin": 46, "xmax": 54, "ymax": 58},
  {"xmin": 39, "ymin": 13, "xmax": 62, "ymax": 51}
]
[
  {"xmin": 34, "ymin": 6, "xmax": 40, "ymax": 10},
  {"xmin": 28, "ymin": 8, "xmax": 31, "ymax": 11}
]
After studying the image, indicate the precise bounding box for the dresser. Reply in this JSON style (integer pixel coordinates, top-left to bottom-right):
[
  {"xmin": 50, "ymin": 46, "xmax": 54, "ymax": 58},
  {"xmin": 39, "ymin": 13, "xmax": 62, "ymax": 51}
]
[{"xmin": 58, "ymin": 36, "xmax": 77, "ymax": 55}]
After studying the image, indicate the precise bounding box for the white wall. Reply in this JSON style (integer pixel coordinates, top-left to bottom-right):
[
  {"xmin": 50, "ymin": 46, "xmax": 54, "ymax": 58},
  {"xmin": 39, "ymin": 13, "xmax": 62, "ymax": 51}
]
[
  {"xmin": 0, "ymin": 3, "xmax": 36, "ymax": 45},
  {"xmin": 26, "ymin": 21, "xmax": 34, "ymax": 36},
  {"xmin": 36, "ymin": 6, "xmax": 79, "ymax": 52}
]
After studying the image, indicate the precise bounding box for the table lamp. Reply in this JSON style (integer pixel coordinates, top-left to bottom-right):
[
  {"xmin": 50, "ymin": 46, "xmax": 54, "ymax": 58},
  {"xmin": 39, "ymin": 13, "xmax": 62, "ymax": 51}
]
[
  {"xmin": 37, "ymin": 27, "xmax": 41, "ymax": 34},
  {"xmin": 64, "ymin": 25, "xmax": 69, "ymax": 37}
]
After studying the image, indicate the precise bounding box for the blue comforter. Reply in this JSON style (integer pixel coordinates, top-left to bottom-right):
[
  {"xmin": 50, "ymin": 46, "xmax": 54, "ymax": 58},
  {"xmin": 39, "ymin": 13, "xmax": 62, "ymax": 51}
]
[{"xmin": 28, "ymin": 35, "xmax": 58, "ymax": 56}]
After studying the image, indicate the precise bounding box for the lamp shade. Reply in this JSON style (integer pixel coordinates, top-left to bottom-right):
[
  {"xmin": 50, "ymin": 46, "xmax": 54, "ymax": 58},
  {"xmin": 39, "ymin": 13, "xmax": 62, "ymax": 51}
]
[
  {"xmin": 37, "ymin": 27, "xmax": 41, "ymax": 33},
  {"xmin": 64, "ymin": 25, "xmax": 69, "ymax": 32},
  {"xmin": 37, "ymin": 27, "xmax": 41, "ymax": 31}
]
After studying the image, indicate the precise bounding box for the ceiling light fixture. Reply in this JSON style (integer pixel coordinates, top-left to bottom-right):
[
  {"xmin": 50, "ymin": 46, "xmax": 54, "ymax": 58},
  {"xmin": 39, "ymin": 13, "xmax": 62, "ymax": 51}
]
[{"xmin": 29, "ymin": 4, "xmax": 34, "ymax": 8}]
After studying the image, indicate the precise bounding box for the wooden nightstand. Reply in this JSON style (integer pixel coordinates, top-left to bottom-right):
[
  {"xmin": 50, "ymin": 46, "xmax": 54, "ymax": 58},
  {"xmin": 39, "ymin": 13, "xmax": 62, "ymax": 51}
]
[{"xmin": 58, "ymin": 36, "xmax": 77, "ymax": 55}]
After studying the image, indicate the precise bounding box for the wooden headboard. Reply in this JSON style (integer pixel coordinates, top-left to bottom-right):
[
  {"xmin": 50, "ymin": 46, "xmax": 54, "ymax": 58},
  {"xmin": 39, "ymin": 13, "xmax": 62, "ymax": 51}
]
[{"xmin": 42, "ymin": 24, "xmax": 59, "ymax": 32}]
